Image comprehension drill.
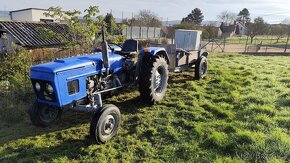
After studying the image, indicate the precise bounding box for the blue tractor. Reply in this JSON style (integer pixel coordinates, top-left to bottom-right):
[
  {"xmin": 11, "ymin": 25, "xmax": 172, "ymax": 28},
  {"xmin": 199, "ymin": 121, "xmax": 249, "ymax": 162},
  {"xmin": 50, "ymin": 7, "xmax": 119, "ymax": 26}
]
[{"xmin": 28, "ymin": 29, "xmax": 170, "ymax": 143}]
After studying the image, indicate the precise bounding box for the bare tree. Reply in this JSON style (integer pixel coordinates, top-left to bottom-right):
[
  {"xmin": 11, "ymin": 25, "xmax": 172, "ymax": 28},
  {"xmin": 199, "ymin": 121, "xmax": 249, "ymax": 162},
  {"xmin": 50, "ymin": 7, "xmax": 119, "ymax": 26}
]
[
  {"xmin": 246, "ymin": 17, "xmax": 267, "ymax": 43},
  {"xmin": 270, "ymin": 24, "xmax": 287, "ymax": 43},
  {"xmin": 132, "ymin": 10, "xmax": 162, "ymax": 27},
  {"xmin": 217, "ymin": 11, "xmax": 237, "ymax": 25},
  {"xmin": 281, "ymin": 18, "xmax": 290, "ymax": 25}
]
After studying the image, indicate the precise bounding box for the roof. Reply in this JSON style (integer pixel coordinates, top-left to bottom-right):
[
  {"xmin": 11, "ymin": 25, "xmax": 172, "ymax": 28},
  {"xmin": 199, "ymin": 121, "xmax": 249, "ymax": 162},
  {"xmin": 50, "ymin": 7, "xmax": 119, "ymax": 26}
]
[
  {"xmin": 220, "ymin": 24, "xmax": 236, "ymax": 33},
  {"xmin": 10, "ymin": 8, "xmax": 47, "ymax": 13},
  {"xmin": 0, "ymin": 21, "xmax": 68, "ymax": 48}
]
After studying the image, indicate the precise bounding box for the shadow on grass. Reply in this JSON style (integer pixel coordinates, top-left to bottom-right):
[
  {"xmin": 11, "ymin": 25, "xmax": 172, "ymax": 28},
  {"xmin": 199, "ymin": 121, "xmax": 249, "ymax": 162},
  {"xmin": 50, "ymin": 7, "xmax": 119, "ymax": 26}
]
[
  {"xmin": 275, "ymin": 93, "xmax": 290, "ymax": 108},
  {"xmin": 0, "ymin": 94, "xmax": 149, "ymax": 146},
  {"xmin": 1, "ymin": 138, "xmax": 93, "ymax": 162}
]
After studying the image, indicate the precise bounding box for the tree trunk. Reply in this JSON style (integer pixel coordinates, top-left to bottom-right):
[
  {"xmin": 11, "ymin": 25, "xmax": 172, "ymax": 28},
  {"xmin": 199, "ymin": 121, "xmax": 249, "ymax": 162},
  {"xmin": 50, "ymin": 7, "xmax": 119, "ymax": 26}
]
[{"xmin": 250, "ymin": 36, "xmax": 254, "ymax": 44}]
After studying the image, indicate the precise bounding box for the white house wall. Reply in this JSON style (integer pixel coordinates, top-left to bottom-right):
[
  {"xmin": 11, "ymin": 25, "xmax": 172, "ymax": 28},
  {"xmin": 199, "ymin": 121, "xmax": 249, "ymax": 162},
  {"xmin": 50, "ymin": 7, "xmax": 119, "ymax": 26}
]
[
  {"xmin": 11, "ymin": 10, "xmax": 33, "ymax": 21},
  {"xmin": 11, "ymin": 9, "xmax": 56, "ymax": 22}
]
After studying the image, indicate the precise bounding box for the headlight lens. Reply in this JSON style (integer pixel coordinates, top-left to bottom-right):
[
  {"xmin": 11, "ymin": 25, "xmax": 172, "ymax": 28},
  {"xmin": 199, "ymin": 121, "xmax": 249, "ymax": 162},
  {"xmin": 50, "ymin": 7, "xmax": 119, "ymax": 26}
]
[
  {"xmin": 35, "ymin": 82, "xmax": 41, "ymax": 92},
  {"xmin": 46, "ymin": 84, "xmax": 54, "ymax": 94}
]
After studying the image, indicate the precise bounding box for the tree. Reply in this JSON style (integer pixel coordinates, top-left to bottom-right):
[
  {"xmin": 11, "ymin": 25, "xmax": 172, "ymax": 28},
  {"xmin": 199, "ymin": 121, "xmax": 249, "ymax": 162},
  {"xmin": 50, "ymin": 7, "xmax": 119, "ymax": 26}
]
[
  {"xmin": 270, "ymin": 24, "xmax": 287, "ymax": 43},
  {"xmin": 217, "ymin": 11, "xmax": 237, "ymax": 25},
  {"xmin": 181, "ymin": 8, "xmax": 204, "ymax": 25},
  {"xmin": 43, "ymin": 6, "xmax": 102, "ymax": 53},
  {"xmin": 131, "ymin": 10, "xmax": 162, "ymax": 27},
  {"xmin": 104, "ymin": 13, "xmax": 117, "ymax": 34},
  {"xmin": 281, "ymin": 18, "xmax": 290, "ymax": 25},
  {"xmin": 246, "ymin": 17, "xmax": 267, "ymax": 43},
  {"xmin": 203, "ymin": 23, "xmax": 219, "ymax": 39},
  {"xmin": 237, "ymin": 8, "xmax": 250, "ymax": 24}
]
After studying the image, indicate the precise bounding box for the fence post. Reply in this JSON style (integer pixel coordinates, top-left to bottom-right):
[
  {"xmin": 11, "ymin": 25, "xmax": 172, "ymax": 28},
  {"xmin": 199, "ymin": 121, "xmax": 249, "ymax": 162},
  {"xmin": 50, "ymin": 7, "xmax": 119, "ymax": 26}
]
[
  {"xmin": 244, "ymin": 36, "xmax": 249, "ymax": 53},
  {"xmin": 284, "ymin": 33, "xmax": 289, "ymax": 53},
  {"xmin": 222, "ymin": 36, "xmax": 226, "ymax": 52},
  {"xmin": 147, "ymin": 27, "xmax": 149, "ymax": 39},
  {"xmin": 139, "ymin": 26, "xmax": 142, "ymax": 39}
]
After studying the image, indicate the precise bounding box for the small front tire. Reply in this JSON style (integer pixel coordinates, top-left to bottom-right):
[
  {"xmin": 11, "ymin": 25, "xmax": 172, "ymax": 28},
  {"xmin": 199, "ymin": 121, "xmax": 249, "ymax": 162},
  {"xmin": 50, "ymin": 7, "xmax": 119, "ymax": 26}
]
[
  {"xmin": 28, "ymin": 102, "xmax": 62, "ymax": 127},
  {"xmin": 195, "ymin": 56, "xmax": 208, "ymax": 80},
  {"xmin": 90, "ymin": 104, "xmax": 121, "ymax": 144}
]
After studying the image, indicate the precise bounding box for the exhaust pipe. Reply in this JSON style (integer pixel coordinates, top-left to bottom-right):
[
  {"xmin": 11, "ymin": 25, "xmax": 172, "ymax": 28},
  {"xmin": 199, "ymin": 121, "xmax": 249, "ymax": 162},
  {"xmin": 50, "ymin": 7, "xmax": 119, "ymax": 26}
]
[{"xmin": 101, "ymin": 27, "xmax": 110, "ymax": 75}]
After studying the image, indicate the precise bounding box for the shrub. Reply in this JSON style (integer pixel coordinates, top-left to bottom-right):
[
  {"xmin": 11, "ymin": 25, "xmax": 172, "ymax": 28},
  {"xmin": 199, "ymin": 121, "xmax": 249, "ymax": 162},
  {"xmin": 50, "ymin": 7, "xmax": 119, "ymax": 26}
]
[{"xmin": 0, "ymin": 49, "xmax": 34, "ymax": 124}]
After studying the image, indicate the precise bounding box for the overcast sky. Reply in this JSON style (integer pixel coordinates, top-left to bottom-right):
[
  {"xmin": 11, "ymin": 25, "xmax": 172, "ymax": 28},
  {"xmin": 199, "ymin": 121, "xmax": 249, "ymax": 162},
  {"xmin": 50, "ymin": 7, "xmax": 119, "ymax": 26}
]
[{"xmin": 1, "ymin": 0, "xmax": 290, "ymax": 23}]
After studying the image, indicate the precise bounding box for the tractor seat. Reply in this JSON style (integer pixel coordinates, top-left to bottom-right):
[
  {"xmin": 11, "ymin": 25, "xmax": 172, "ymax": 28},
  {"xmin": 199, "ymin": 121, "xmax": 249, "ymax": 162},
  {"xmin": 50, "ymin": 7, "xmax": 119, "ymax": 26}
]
[{"xmin": 116, "ymin": 39, "xmax": 138, "ymax": 58}]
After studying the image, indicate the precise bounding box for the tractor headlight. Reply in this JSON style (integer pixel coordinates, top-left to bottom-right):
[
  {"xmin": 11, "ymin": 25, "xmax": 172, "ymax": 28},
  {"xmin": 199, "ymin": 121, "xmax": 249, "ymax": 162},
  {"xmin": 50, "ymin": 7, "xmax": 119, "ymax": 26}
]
[
  {"xmin": 35, "ymin": 82, "xmax": 41, "ymax": 92},
  {"xmin": 46, "ymin": 84, "xmax": 54, "ymax": 94}
]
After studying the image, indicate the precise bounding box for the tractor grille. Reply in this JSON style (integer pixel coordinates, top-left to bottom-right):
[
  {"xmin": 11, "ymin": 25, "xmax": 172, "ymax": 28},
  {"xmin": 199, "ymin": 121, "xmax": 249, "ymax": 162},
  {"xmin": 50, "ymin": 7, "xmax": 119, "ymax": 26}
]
[
  {"xmin": 67, "ymin": 80, "xmax": 79, "ymax": 95},
  {"xmin": 31, "ymin": 80, "xmax": 56, "ymax": 102}
]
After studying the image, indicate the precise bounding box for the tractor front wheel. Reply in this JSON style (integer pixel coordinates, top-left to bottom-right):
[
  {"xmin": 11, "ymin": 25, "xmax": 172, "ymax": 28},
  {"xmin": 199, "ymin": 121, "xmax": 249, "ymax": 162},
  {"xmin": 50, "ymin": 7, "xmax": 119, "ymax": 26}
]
[
  {"xmin": 195, "ymin": 56, "xmax": 208, "ymax": 80},
  {"xmin": 139, "ymin": 56, "xmax": 169, "ymax": 104},
  {"xmin": 90, "ymin": 104, "xmax": 121, "ymax": 144},
  {"xmin": 28, "ymin": 102, "xmax": 62, "ymax": 127}
]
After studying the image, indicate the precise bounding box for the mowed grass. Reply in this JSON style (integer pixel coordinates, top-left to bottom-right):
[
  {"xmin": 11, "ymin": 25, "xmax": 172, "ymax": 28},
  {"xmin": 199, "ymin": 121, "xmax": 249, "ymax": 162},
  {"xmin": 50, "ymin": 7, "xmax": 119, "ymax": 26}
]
[{"xmin": 1, "ymin": 53, "xmax": 290, "ymax": 162}]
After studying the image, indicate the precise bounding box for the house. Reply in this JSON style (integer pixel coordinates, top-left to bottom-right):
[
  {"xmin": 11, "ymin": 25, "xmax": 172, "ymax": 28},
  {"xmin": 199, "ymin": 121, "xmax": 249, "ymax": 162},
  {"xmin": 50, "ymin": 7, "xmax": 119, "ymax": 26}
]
[
  {"xmin": 0, "ymin": 21, "xmax": 68, "ymax": 54},
  {"xmin": 235, "ymin": 21, "xmax": 247, "ymax": 36},
  {"xmin": 10, "ymin": 8, "xmax": 58, "ymax": 23},
  {"xmin": 220, "ymin": 21, "xmax": 247, "ymax": 37},
  {"xmin": 220, "ymin": 22, "xmax": 237, "ymax": 37}
]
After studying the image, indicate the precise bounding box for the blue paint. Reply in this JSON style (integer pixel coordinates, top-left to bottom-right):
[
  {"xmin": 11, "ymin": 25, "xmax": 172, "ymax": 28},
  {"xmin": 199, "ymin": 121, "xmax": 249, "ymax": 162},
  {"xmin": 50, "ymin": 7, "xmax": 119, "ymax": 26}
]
[{"xmin": 30, "ymin": 52, "xmax": 124, "ymax": 107}]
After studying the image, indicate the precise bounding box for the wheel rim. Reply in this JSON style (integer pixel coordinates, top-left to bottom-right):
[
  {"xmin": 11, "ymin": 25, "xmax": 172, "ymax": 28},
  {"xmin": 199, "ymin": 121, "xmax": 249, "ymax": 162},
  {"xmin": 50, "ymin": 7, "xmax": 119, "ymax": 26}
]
[
  {"xmin": 154, "ymin": 66, "xmax": 167, "ymax": 94},
  {"xmin": 102, "ymin": 114, "xmax": 116, "ymax": 135},
  {"xmin": 39, "ymin": 106, "xmax": 59, "ymax": 123}
]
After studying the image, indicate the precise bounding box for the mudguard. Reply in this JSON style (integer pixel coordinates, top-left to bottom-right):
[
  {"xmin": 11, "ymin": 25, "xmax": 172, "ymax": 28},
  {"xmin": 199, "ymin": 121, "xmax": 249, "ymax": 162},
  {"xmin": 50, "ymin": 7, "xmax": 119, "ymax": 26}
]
[{"xmin": 140, "ymin": 47, "xmax": 170, "ymax": 64}]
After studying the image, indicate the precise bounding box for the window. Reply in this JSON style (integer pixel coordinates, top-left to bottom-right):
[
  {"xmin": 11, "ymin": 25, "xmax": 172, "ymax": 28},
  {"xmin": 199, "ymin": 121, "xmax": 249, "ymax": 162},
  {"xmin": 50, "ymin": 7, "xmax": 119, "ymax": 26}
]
[{"xmin": 40, "ymin": 19, "xmax": 54, "ymax": 23}]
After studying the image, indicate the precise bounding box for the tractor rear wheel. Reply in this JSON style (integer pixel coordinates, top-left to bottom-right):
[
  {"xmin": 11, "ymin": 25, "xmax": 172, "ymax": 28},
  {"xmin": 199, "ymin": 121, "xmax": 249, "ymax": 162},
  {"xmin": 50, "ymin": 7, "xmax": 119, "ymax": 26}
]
[
  {"xmin": 195, "ymin": 56, "xmax": 208, "ymax": 80},
  {"xmin": 28, "ymin": 102, "xmax": 62, "ymax": 127},
  {"xmin": 90, "ymin": 104, "xmax": 121, "ymax": 144},
  {"xmin": 139, "ymin": 56, "xmax": 169, "ymax": 104}
]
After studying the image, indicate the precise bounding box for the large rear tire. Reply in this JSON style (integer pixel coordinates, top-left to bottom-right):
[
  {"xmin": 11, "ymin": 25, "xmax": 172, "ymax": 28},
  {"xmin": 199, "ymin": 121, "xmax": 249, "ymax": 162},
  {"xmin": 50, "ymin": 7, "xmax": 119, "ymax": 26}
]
[
  {"xmin": 139, "ymin": 56, "xmax": 169, "ymax": 104},
  {"xmin": 28, "ymin": 102, "xmax": 62, "ymax": 127},
  {"xmin": 90, "ymin": 104, "xmax": 121, "ymax": 144},
  {"xmin": 195, "ymin": 56, "xmax": 208, "ymax": 80}
]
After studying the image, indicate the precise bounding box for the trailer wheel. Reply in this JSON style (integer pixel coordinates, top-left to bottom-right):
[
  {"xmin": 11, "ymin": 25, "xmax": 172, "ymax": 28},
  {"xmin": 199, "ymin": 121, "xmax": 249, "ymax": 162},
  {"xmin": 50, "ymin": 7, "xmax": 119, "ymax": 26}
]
[
  {"xmin": 90, "ymin": 104, "xmax": 121, "ymax": 144},
  {"xmin": 28, "ymin": 102, "xmax": 62, "ymax": 127},
  {"xmin": 195, "ymin": 56, "xmax": 208, "ymax": 80},
  {"xmin": 139, "ymin": 56, "xmax": 169, "ymax": 104}
]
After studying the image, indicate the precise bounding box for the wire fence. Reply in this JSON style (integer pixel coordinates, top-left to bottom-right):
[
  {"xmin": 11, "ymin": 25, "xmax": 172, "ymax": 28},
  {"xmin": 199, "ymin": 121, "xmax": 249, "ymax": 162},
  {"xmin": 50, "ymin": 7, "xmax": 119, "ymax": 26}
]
[{"xmin": 201, "ymin": 35, "xmax": 290, "ymax": 54}]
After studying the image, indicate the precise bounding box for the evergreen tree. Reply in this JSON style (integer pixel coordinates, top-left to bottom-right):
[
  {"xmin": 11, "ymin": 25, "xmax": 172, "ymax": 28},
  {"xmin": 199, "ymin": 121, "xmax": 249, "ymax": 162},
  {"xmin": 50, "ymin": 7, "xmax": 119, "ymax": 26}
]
[
  {"xmin": 237, "ymin": 8, "xmax": 250, "ymax": 24},
  {"xmin": 181, "ymin": 8, "xmax": 204, "ymax": 25}
]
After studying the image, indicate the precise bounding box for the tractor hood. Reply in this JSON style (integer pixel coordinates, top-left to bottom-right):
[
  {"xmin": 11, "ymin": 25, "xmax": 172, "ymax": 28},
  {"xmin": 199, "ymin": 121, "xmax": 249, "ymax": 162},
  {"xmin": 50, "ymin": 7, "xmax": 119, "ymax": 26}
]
[{"xmin": 31, "ymin": 52, "xmax": 123, "ymax": 73}]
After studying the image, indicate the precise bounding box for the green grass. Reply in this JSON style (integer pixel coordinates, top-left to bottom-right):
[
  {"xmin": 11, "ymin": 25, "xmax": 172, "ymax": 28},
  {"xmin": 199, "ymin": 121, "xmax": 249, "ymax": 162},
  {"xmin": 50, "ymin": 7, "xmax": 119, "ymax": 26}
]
[
  {"xmin": 1, "ymin": 53, "xmax": 290, "ymax": 162},
  {"xmin": 224, "ymin": 36, "xmax": 289, "ymax": 45}
]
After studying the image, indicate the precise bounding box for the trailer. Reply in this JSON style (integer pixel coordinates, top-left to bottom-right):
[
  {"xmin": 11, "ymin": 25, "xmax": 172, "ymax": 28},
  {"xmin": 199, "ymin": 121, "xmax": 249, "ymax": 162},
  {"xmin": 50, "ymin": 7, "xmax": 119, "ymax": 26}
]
[{"xmin": 151, "ymin": 29, "xmax": 208, "ymax": 79}]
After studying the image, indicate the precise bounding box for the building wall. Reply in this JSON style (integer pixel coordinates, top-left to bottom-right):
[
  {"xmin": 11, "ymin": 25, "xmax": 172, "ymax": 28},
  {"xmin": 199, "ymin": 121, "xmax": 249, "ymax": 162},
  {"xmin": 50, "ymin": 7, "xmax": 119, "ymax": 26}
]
[
  {"xmin": 11, "ymin": 9, "xmax": 56, "ymax": 22},
  {"xmin": 31, "ymin": 9, "xmax": 56, "ymax": 22},
  {"xmin": 11, "ymin": 10, "xmax": 33, "ymax": 21}
]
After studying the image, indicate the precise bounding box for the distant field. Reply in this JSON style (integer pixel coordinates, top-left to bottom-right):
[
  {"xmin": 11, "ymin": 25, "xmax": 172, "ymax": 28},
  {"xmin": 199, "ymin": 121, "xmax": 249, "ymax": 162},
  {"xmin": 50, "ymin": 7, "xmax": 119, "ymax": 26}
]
[
  {"xmin": 224, "ymin": 36, "xmax": 289, "ymax": 45},
  {"xmin": 1, "ymin": 53, "xmax": 290, "ymax": 162}
]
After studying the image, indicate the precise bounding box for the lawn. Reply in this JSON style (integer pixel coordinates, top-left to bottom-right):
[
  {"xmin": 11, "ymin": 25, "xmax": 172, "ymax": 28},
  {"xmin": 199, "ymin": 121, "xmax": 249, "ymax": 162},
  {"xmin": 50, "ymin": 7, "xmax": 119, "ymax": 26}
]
[
  {"xmin": 0, "ymin": 53, "xmax": 290, "ymax": 162},
  {"xmin": 224, "ymin": 36, "xmax": 289, "ymax": 46}
]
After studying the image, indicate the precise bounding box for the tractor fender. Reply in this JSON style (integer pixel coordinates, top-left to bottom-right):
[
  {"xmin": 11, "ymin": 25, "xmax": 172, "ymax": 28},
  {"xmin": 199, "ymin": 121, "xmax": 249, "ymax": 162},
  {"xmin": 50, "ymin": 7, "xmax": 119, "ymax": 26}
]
[
  {"xmin": 198, "ymin": 50, "xmax": 209, "ymax": 58},
  {"xmin": 140, "ymin": 47, "xmax": 170, "ymax": 65}
]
